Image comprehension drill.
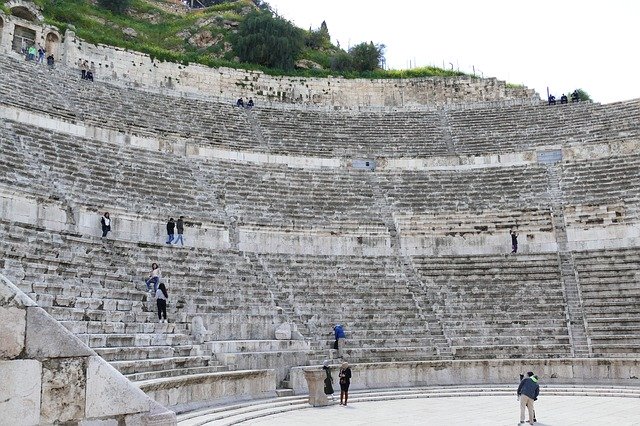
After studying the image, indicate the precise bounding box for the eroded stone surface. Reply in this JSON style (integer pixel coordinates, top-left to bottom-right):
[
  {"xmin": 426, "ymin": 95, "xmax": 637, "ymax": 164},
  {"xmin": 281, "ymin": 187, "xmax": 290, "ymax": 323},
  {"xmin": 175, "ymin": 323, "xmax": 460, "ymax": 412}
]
[
  {"xmin": 275, "ymin": 322, "xmax": 292, "ymax": 340},
  {"xmin": 26, "ymin": 306, "xmax": 93, "ymax": 359},
  {"xmin": 0, "ymin": 359, "xmax": 42, "ymax": 425},
  {"xmin": 0, "ymin": 306, "xmax": 26, "ymax": 359},
  {"xmin": 41, "ymin": 357, "xmax": 87, "ymax": 424},
  {"xmin": 85, "ymin": 355, "xmax": 152, "ymax": 418}
]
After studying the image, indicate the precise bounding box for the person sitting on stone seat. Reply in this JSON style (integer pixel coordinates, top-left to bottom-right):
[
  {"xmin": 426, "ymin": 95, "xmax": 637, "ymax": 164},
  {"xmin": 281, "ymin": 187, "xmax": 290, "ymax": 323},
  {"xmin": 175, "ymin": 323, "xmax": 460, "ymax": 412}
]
[
  {"xmin": 548, "ymin": 94, "xmax": 556, "ymax": 105},
  {"xmin": 571, "ymin": 90, "xmax": 580, "ymax": 102},
  {"xmin": 510, "ymin": 230, "xmax": 519, "ymax": 254},
  {"xmin": 560, "ymin": 93, "xmax": 568, "ymax": 104},
  {"xmin": 236, "ymin": 97, "xmax": 244, "ymax": 108},
  {"xmin": 145, "ymin": 263, "xmax": 161, "ymax": 292},
  {"xmin": 246, "ymin": 98, "xmax": 254, "ymax": 109},
  {"xmin": 46, "ymin": 54, "xmax": 55, "ymax": 68}
]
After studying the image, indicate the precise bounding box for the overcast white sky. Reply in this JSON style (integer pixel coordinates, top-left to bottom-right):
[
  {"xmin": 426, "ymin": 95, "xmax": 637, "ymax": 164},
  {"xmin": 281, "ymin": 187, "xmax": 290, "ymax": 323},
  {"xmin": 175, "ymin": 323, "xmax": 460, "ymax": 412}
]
[{"xmin": 267, "ymin": 0, "xmax": 639, "ymax": 104}]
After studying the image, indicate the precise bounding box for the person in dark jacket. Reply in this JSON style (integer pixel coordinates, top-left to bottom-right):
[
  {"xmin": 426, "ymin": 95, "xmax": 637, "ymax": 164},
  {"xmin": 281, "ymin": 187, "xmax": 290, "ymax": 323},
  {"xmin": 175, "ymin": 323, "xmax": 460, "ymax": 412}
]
[
  {"xmin": 322, "ymin": 360, "xmax": 334, "ymax": 400},
  {"xmin": 156, "ymin": 282, "xmax": 169, "ymax": 323},
  {"xmin": 510, "ymin": 230, "xmax": 519, "ymax": 254},
  {"xmin": 101, "ymin": 212, "xmax": 111, "ymax": 238},
  {"xmin": 172, "ymin": 216, "xmax": 185, "ymax": 246},
  {"xmin": 339, "ymin": 362, "xmax": 352, "ymax": 406},
  {"xmin": 166, "ymin": 218, "xmax": 175, "ymax": 244},
  {"xmin": 517, "ymin": 372, "xmax": 539, "ymax": 425}
]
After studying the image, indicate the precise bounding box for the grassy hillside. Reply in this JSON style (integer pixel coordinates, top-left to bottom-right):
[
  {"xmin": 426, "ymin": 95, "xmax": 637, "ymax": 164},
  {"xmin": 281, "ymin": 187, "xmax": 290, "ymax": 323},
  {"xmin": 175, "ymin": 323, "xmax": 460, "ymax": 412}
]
[{"xmin": 2, "ymin": 0, "xmax": 466, "ymax": 79}]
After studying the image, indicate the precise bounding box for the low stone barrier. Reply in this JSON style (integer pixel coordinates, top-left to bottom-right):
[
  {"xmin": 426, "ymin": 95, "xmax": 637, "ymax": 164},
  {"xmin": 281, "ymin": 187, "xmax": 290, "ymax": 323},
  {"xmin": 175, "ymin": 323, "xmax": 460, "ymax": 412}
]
[
  {"xmin": 291, "ymin": 359, "xmax": 640, "ymax": 395},
  {"xmin": 138, "ymin": 369, "xmax": 277, "ymax": 413}
]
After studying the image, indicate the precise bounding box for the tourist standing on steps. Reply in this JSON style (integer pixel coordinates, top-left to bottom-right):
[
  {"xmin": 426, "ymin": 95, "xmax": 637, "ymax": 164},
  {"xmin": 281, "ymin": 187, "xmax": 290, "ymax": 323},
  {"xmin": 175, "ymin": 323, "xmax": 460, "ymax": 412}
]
[
  {"xmin": 510, "ymin": 230, "xmax": 519, "ymax": 254},
  {"xmin": 145, "ymin": 263, "xmax": 161, "ymax": 292},
  {"xmin": 166, "ymin": 218, "xmax": 175, "ymax": 244},
  {"xmin": 338, "ymin": 362, "xmax": 352, "ymax": 406},
  {"xmin": 517, "ymin": 372, "xmax": 539, "ymax": 425},
  {"xmin": 172, "ymin": 216, "xmax": 185, "ymax": 246},
  {"xmin": 156, "ymin": 282, "xmax": 169, "ymax": 323},
  {"xmin": 101, "ymin": 212, "xmax": 111, "ymax": 238},
  {"xmin": 323, "ymin": 360, "xmax": 334, "ymax": 400}
]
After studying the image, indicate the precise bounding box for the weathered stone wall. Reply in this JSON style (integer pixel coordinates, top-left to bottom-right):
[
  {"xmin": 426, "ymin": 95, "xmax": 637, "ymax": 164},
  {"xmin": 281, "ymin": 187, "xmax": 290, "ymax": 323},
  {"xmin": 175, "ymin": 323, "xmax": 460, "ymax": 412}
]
[
  {"xmin": 0, "ymin": 274, "xmax": 177, "ymax": 425},
  {"xmin": 58, "ymin": 31, "xmax": 538, "ymax": 109},
  {"xmin": 290, "ymin": 359, "xmax": 640, "ymax": 394}
]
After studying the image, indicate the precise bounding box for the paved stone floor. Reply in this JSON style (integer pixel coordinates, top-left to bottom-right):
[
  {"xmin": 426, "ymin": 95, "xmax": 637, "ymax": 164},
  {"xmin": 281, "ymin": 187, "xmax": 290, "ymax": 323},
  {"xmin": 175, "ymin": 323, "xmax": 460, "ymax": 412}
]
[{"xmin": 248, "ymin": 396, "xmax": 640, "ymax": 425}]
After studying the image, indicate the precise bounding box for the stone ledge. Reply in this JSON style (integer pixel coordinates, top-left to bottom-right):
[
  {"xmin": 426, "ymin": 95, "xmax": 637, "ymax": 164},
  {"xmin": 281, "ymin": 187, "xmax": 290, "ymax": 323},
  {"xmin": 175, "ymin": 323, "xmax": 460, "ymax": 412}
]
[
  {"xmin": 138, "ymin": 370, "xmax": 277, "ymax": 413},
  {"xmin": 290, "ymin": 358, "xmax": 640, "ymax": 394}
]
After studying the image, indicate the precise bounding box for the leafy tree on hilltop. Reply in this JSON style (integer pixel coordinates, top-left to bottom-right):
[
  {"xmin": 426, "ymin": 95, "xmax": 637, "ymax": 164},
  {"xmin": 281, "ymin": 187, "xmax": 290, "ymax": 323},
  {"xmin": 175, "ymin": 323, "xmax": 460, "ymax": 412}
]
[
  {"xmin": 97, "ymin": 0, "xmax": 131, "ymax": 14},
  {"xmin": 233, "ymin": 10, "xmax": 304, "ymax": 70},
  {"xmin": 305, "ymin": 21, "xmax": 331, "ymax": 50},
  {"xmin": 349, "ymin": 41, "xmax": 385, "ymax": 72},
  {"xmin": 572, "ymin": 88, "xmax": 592, "ymax": 101}
]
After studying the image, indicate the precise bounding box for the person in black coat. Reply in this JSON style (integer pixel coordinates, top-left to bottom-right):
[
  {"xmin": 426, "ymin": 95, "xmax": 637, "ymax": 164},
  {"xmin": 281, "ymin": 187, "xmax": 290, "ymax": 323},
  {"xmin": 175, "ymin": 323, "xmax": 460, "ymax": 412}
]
[
  {"xmin": 166, "ymin": 218, "xmax": 175, "ymax": 244},
  {"xmin": 322, "ymin": 360, "xmax": 334, "ymax": 400},
  {"xmin": 339, "ymin": 362, "xmax": 352, "ymax": 406},
  {"xmin": 101, "ymin": 212, "xmax": 111, "ymax": 237}
]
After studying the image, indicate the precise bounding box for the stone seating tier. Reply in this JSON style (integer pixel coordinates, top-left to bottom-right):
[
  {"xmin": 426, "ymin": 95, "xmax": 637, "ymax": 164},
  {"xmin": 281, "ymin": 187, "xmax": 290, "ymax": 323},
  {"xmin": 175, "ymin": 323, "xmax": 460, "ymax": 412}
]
[
  {"xmin": 2, "ymin": 54, "xmax": 640, "ymax": 160},
  {"xmin": 573, "ymin": 247, "xmax": 640, "ymax": 356}
]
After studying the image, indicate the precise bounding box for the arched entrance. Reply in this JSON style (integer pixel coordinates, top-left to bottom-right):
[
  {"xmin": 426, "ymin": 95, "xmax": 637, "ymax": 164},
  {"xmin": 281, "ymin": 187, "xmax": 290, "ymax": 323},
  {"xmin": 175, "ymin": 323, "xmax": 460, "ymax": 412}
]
[
  {"xmin": 12, "ymin": 25, "xmax": 36, "ymax": 53},
  {"xmin": 10, "ymin": 5, "xmax": 37, "ymax": 22},
  {"xmin": 45, "ymin": 32, "xmax": 60, "ymax": 57}
]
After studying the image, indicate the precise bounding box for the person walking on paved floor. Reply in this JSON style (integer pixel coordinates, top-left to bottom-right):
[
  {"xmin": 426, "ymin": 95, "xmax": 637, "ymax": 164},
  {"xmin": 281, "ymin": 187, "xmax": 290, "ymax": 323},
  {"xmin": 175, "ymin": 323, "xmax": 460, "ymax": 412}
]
[
  {"xmin": 510, "ymin": 230, "xmax": 519, "ymax": 254},
  {"xmin": 156, "ymin": 282, "xmax": 169, "ymax": 323},
  {"xmin": 323, "ymin": 359, "xmax": 334, "ymax": 400},
  {"xmin": 101, "ymin": 212, "xmax": 111, "ymax": 238},
  {"xmin": 166, "ymin": 218, "xmax": 175, "ymax": 244},
  {"xmin": 172, "ymin": 216, "xmax": 185, "ymax": 246},
  {"xmin": 145, "ymin": 263, "xmax": 161, "ymax": 292},
  {"xmin": 339, "ymin": 361, "xmax": 352, "ymax": 406},
  {"xmin": 517, "ymin": 371, "xmax": 539, "ymax": 425}
]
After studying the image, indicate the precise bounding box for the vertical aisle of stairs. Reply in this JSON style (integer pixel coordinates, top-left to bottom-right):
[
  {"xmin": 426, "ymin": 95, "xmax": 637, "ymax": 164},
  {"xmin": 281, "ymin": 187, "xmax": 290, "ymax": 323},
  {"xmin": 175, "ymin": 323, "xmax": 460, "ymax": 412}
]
[
  {"xmin": 547, "ymin": 165, "xmax": 591, "ymax": 357},
  {"xmin": 370, "ymin": 174, "xmax": 453, "ymax": 359},
  {"xmin": 439, "ymin": 108, "xmax": 456, "ymax": 155}
]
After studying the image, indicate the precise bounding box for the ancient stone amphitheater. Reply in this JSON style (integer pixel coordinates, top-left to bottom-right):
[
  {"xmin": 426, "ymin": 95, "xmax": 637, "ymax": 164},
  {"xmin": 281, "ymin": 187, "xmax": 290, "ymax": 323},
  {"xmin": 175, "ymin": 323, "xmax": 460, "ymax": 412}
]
[{"xmin": 1, "ymin": 9, "xmax": 640, "ymax": 426}]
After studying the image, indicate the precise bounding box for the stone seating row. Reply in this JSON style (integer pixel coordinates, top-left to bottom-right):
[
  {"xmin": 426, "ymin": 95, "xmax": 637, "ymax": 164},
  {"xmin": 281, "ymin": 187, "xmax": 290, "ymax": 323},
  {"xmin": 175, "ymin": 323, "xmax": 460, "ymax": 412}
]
[
  {"xmin": 573, "ymin": 247, "xmax": 640, "ymax": 356},
  {"xmin": 410, "ymin": 253, "xmax": 573, "ymax": 359},
  {"xmin": 2, "ymin": 54, "xmax": 640, "ymax": 160}
]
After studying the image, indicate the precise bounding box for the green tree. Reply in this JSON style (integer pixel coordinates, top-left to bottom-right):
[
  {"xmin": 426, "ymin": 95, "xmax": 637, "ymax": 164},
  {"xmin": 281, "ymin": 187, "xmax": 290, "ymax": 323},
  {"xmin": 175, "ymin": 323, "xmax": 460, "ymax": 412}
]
[
  {"xmin": 571, "ymin": 88, "xmax": 592, "ymax": 101},
  {"xmin": 348, "ymin": 41, "xmax": 385, "ymax": 72},
  {"xmin": 330, "ymin": 50, "xmax": 353, "ymax": 72},
  {"xmin": 305, "ymin": 21, "xmax": 331, "ymax": 50},
  {"xmin": 97, "ymin": 0, "xmax": 131, "ymax": 14},
  {"xmin": 233, "ymin": 11, "xmax": 304, "ymax": 70}
]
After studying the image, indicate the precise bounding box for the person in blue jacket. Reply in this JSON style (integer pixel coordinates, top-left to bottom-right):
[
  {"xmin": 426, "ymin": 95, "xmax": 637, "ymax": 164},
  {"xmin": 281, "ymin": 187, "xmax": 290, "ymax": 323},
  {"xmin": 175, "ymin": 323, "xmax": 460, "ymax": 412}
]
[
  {"xmin": 333, "ymin": 324, "xmax": 346, "ymax": 356},
  {"xmin": 517, "ymin": 372, "xmax": 540, "ymax": 425}
]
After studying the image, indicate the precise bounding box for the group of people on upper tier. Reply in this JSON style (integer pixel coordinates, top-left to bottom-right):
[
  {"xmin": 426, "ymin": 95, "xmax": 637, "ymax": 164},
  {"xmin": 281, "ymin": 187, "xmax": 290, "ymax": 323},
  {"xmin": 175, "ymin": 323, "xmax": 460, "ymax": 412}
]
[
  {"xmin": 236, "ymin": 97, "xmax": 255, "ymax": 109},
  {"xmin": 100, "ymin": 212, "xmax": 187, "ymax": 247},
  {"xmin": 548, "ymin": 90, "xmax": 580, "ymax": 105},
  {"xmin": 22, "ymin": 43, "xmax": 55, "ymax": 67}
]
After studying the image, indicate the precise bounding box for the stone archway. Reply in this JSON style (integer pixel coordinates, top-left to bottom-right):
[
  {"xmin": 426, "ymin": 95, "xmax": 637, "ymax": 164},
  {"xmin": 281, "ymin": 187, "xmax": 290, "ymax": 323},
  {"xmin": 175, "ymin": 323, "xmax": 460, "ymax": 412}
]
[
  {"xmin": 10, "ymin": 5, "xmax": 38, "ymax": 21},
  {"xmin": 45, "ymin": 32, "xmax": 60, "ymax": 57}
]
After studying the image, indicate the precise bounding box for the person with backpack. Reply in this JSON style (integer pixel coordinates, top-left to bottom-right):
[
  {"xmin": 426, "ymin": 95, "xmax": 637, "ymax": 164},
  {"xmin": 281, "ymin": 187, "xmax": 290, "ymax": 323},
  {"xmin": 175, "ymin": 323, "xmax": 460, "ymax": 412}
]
[
  {"xmin": 517, "ymin": 371, "xmax": 540, "ymax": 425},
  {"xmin": 172, "ymin": 216, "xmax": 185, "ymax": 246},
  {"xmin": 156, "ymin": 283, "xmax": 169, "ymax": 323}
]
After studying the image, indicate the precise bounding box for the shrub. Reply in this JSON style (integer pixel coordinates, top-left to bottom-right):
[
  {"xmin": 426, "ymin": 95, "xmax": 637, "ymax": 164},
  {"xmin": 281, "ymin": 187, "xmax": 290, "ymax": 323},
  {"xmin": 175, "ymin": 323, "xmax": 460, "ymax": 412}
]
[
  {"xmin": 233, "ymin": 10, "xmax": 304, "ymax": 70},
  {"xmin": 97, "ymin": 0, "xmax": 131, "ymax": 14},
  {"xmin": 349, "ymin": 41, "xmax": 385, "ymax": 72}
]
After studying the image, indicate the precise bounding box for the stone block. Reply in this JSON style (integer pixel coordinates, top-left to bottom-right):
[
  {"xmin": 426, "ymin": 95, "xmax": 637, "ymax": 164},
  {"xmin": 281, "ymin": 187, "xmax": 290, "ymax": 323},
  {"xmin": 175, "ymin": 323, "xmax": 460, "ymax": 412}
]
[
  {"xmin": 85, "ymin": 356, "xmax": 152, "ymax": 418},
  {"xmin": 0, "ymin": 359, "xmax": 42, "ymax": 425},
  {"xmin": 41, "ymin": 357, "xmax": 87, "ymax": 424},
  {"xmin": 0, "ymin": 306, "xmax": 26, "ymax": 360},
  {"xmin": 274, "ymin": 322, "xmax": 292, "ymax": 340},
  {"xmin": 26, "ymin": 306, "xmax": 93, "ymax": 359}
]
